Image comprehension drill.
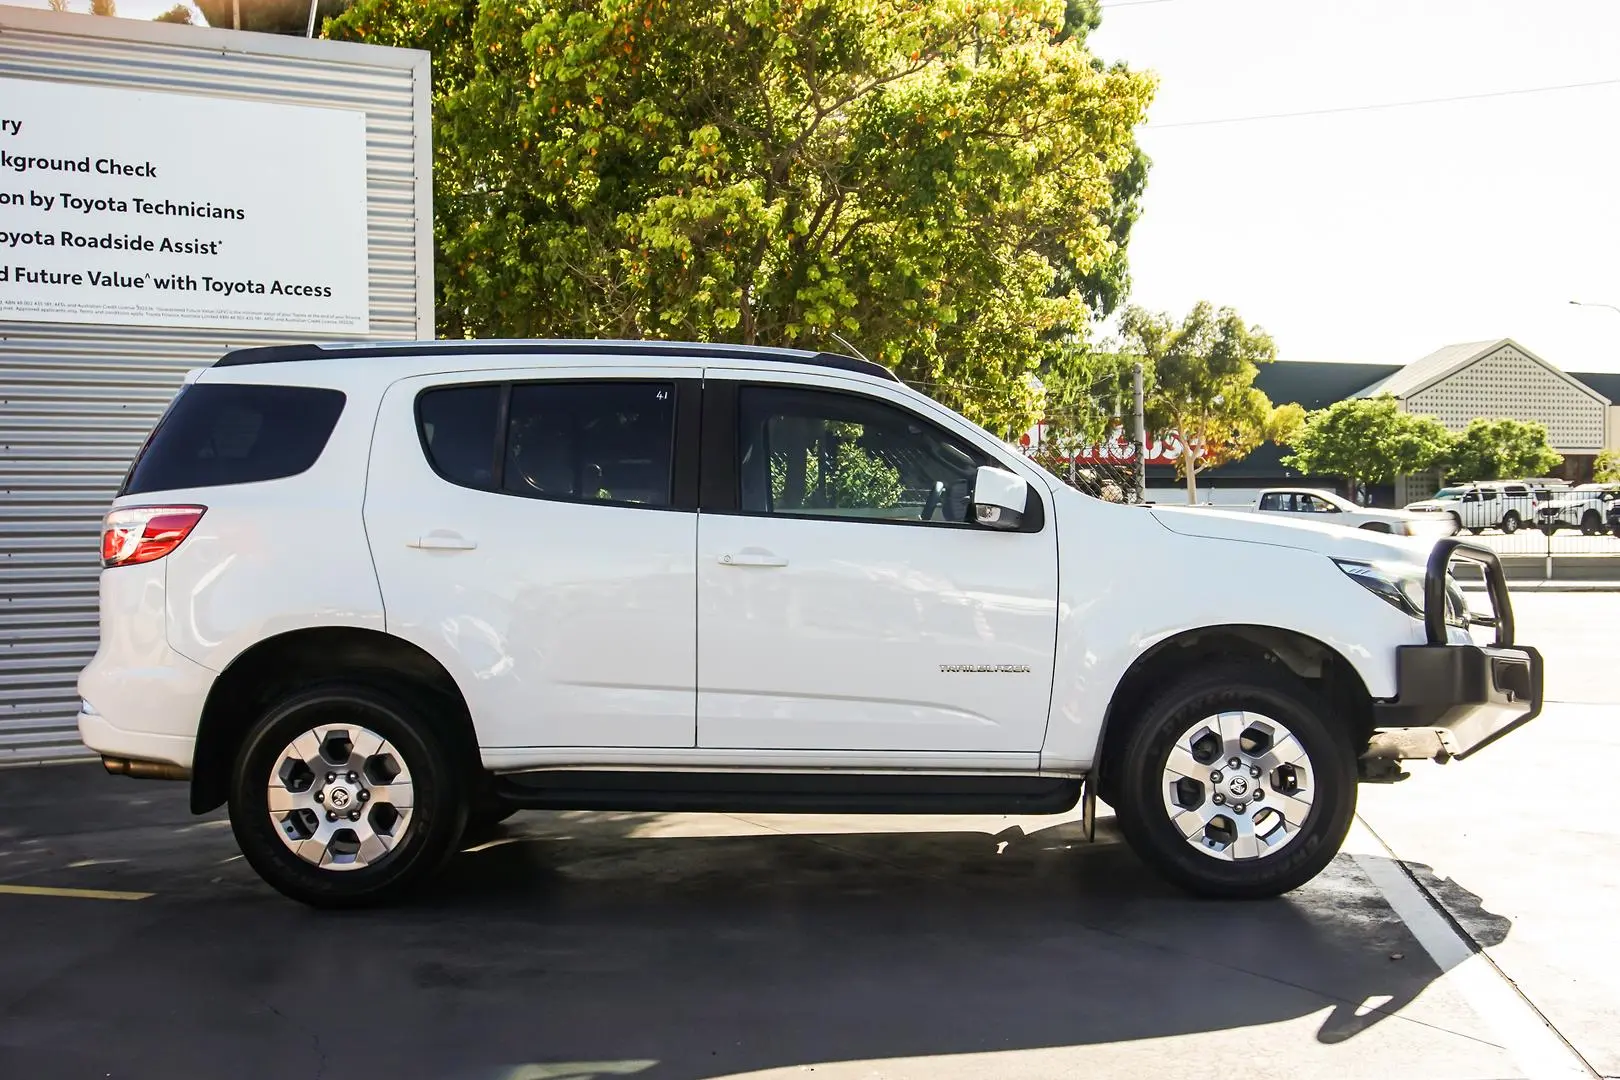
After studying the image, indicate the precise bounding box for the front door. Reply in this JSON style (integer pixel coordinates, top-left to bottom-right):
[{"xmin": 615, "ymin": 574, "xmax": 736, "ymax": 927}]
[
  {"xmin": 365, "ymin": 368, "xmax": 699, "ymax": 749},
  {"xmin": 696, "ymin": 378, "xmax": 1059, "ymax": 754}
]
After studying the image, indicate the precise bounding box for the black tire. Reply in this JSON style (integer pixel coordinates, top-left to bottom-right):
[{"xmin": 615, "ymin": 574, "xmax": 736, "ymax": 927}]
[
  {"xmin": 1581, "ymin": 510, "xmax": 1601, "ymax": 536},
  {"xmin": 228, "ymin": 682, "xmax": 467, "ymax": 909},
  {"xmin": 1111, "ymin": 664, "xmax": 1357, "ymax": 899},
  {"xmin": 1446, "ymin": 512, "xmax": 1462, "ymax": 534},
  {"xmin": 1467, "ymin": 527, "xmax": 1483, "ymax": 535},
  {"xmin": 1501, "ymin": 511, "xmax": 1520, "ymax": 534}
]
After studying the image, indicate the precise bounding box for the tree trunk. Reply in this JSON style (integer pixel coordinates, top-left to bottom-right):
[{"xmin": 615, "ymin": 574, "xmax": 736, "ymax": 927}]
[{"xmin": 1184, "ymin": 459, "xmax": 1198, "ymax": 504}]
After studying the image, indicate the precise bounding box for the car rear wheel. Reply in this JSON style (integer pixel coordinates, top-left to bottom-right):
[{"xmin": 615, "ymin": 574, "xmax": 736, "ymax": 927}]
[
  {"xmin": 228, "ymin": 682, "xmax": 467, "ymax": 908},
  {"xmin": 1501, "ymin": 511, "xmax": 1521, "ymax": 534},
  {"xmin": 1111, "ymin": 664, "xmax": 1357, "ymax": 899},
  {"xmin": 1581, "ymin": 510, "xmax": 1602, "ymax": 536}
]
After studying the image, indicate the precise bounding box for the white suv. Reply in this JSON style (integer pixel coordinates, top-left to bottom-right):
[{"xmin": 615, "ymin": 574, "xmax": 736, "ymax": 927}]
[
  {"xmin": 1404, "ymin": 481, "xmax": 1552, "ymax": 534},
  {"xmin": 79, "ymin": 340, "xmax": 1543, "ymax": 907}
]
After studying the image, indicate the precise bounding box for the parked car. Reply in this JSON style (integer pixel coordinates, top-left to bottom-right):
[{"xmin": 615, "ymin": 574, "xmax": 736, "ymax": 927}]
[
  {"xmin": 1611, "ymin": 499, "xmax": 1620, "ymax": 538},
  {"xmin": 1253, "ymin": 487, "xmax": 1458, "ymax": 537},
  {"xmin": 1404, "ymin": 481, "xmax": 1548, "ymax": 534},
  {"xmin": 1535, "ymin": 483, "xmax": 1620, "ymax": 535},
  {"xmin": 80, "ymin": 340, "xmax": 1543, "ymax": 908}
]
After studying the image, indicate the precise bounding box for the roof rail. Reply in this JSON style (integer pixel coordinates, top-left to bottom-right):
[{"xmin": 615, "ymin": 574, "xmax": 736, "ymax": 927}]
[{"xmin": 212, "ymin": 339, "xmax": 900, "ymax": 383}]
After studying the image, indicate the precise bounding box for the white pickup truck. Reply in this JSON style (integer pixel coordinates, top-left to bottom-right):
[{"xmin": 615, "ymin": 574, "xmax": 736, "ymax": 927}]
[{"xmin": 79, "ymin": 340, "xmax": 1543, "ymax": 908}]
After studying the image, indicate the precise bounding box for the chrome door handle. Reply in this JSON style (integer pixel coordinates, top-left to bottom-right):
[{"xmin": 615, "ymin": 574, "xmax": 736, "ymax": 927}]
[
  {"xmin": 409, "ymin": 533, "xmax": 478, "ymax": 551},
  {"xmin": 719, "ymin": 551, "xmax": 787, "ymax": 568}
]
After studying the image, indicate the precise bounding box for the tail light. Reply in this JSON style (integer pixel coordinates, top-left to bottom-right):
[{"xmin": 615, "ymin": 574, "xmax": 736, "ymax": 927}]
[{"xmin": 101, "ymin": 506, "xmax": 206, "ymax": 568}]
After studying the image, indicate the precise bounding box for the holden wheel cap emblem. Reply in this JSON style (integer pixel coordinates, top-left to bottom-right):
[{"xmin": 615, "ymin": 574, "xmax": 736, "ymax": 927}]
[
  {"xmin": 327, "ymin": 786, "xmax": 353, "ymax": 810},
  {"xmin": 1229, "ymin": 776, "xmax": 1249, "ymax": 797}
]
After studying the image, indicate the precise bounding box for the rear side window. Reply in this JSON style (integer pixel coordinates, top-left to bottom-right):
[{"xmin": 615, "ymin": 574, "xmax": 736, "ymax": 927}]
[
  {"xmin": 415, "ymin": 380, "xmax": 677, "ymax": 508},
  {"xmin": 418, "ymin": 384, "xmax": 501, "ymax": 488},
  {"xmin": 121, "ymin": 383, "xmax": 346, "ymax": 496},
  {"xmin": 505, "ymin": 382, "xmax": 675, "ymax": 506}
]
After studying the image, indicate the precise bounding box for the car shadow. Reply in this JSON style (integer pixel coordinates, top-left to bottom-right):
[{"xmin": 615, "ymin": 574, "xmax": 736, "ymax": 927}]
[{"xmin": 0, "ymin": 771, "xmax": 1513, "ymax": 1080}]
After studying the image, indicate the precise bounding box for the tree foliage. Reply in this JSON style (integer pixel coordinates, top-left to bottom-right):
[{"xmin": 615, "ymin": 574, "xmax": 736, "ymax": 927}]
[
  {"xmin": 197, "ymin": 1, "xmax": 351, "ymax": 34},
  {"xmin": 327, "ymin": 0, "xmax": 1154, "ymax": 435},
  {"xmin": 1282, "ymin": 396, "xmax": 1452, "ymax": 491},
  {"xmin": 1595, "ymin": 449, "xmax": 1620, "ymax": 484},
  {"xmin": 154, "ymin": 4, "xmax": 194, "ymax": 22},
  {"xmin": 1444, "ymin": 417, "xmax": 1563, "ymax": 482},
  {"xmin": 90, "ymin": 0, "xmax": 116, "ymax": 15},
  {"xmin": 1126, "ymin": 302, "xmax": 1281, "ymax": 502}
]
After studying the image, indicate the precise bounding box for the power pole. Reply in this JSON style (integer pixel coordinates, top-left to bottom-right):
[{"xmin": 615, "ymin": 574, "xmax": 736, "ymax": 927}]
[{"xmin": 1132, "ymin": 362, "xmax": 1147, "ymax": 502}]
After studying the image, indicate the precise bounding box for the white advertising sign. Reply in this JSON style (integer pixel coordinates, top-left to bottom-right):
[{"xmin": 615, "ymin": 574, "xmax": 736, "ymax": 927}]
[{"xmin": 0, "ymin": 77, "xmax": 368, "ymax": 333}]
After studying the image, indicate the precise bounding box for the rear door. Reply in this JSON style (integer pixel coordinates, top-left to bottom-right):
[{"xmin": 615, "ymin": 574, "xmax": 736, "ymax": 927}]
[
  {"xmin": 364, "ymin": 366, "xmax": 701, "ymax": 749},
  {"xmin": 693, "ymin": 373, "xmax": 1060, "ymax": 755}
]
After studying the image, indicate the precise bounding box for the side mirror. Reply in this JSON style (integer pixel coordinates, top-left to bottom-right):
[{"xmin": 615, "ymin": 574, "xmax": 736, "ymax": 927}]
[{"xmin": 972, "ymin": 466, "xmax": 1029, "ymax": 530}]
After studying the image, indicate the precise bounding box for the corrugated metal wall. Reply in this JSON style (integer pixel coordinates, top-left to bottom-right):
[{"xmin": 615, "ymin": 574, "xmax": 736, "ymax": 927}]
[{"xmin": 0, "ymin": 10, "xmax": 431, "ymax": 762}]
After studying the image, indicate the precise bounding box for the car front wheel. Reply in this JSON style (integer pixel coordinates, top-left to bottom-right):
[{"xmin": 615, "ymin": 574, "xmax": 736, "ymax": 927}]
[
  {"xmin": 1501, "ymin": 511, "xmax": 1521, "ymax": 534},
  {"xmin": 228, "ymin": 682, "xmax": 467, "ymax": 908},
  {"xmin": 1111, "ymin": 664, "xmax": 1357, "ymax": 899}
]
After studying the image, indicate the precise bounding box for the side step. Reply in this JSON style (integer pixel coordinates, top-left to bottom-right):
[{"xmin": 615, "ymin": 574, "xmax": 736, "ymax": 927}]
[{"xmin": 493, "ymin": 771, "xmax": 1084, "ymax": 816}]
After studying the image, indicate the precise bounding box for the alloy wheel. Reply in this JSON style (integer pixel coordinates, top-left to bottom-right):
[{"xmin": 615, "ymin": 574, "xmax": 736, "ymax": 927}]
[
  {"xmin": 1161, "ymin": 710, "xmax": 1315, "ymax": 861},
  {"xmin": 266, "ymin": 724, "xmax": 415, "ymax": 870}
]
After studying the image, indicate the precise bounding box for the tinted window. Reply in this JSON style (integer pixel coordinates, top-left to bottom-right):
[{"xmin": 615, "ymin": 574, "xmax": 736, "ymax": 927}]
[
  {"xmin": 504, "ymin": 382, "xmax": 675, "ymax": 506},
  {"xmin": 738, "ymin": 386, "xmax": 991, "ymax": 524},
  {"xmin": 418, "ymin": 384, "xmax": 500, "ymax": 488},
  {"xmin": 122, "ymin": 383, "xmax": 346, "ymax": 495},
  {"xmin": 1259, "ymin": 493, "xmax": 1283, "ymax": 511}
]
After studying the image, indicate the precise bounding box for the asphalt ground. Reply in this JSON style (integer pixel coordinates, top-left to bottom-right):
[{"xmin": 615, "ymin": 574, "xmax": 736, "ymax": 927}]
[{"xmin": 0, "ymin": 593, "xmax": 1613, "ymax": 1080}]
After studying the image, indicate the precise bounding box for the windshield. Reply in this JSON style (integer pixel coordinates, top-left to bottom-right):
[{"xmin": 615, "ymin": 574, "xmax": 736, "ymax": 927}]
[{"xmin": 1431, "ymin": 487, "xmax": 1469, "ymax": 499}]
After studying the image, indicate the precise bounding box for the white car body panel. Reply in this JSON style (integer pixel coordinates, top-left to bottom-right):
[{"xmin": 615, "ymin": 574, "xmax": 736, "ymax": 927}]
[
  {"xmin": 695, "ymin": 366, "xmax": 1060, "ymax": 755},
  {"xmin": 1039, "ymin": 495, "xmax": 1430, "ymax": 769},
  {"xmin": 156, "ymin": 362, "xmax": 388, "ymax": 675},
  {"xmin": 362, "ymin": 364, "xmax": 701, "ymax": 751}
]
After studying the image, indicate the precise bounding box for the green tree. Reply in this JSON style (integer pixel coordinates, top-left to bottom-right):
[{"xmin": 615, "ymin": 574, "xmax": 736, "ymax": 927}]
[
  {"xmin": 1594, "ymin": 449, "xmax": 1620, "ymax": 484},
  {"xmin": 197, "ymin": 1, "xmax": 350, "ymax": 34},
  {"xmin": 1282, "ymin": 396, "xmax": 1453, "ymax": 497},
  {"xmin": 327, "ymin": 0, "xmax": 1155, "ymax": 437},
  {"xmin": 154, "ymin": 4, "xmax": 193, "ymax": 22},
  {"xmin": 1444, "ymin": 418, "xmax": 1563, "ymax": 481},
  {"xmin": 1127, "ymin": 302, "xmax": 1281, "ymax": 503}
]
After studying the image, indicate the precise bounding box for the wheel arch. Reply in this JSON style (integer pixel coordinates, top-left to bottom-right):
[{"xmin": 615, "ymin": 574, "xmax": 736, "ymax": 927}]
[
  {"xmin": 1093, "ymin": 624, "xmax": 1374, "ymax": 800},
  {"xmin": 189, "ymin": 626, "xmax": 479, "ymax": 814}
]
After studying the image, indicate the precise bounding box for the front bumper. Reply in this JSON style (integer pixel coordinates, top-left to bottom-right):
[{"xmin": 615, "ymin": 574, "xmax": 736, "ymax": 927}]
[
  {"xmin": 1367, "ymin": 539, "xmax": 1543, "ymax": 762},
  {"xmin": 1536, "ymin": 506, "xmax": 1579, "ymax": 528}
]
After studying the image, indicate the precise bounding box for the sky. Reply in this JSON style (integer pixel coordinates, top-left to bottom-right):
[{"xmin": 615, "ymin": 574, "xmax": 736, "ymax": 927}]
[
  {"xmin": 27, "ymin": 0, "xmax": 1620, "ymax": 374},
  {"xmin": 1089, "ymin": 0, "xmax": 1620, "ymax": 374}
]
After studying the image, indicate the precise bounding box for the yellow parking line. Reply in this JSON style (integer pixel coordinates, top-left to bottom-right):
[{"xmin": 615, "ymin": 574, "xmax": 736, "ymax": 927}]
[{"xmin": 0, "ymin": 883, "xmax": 152, "ymax": 901}]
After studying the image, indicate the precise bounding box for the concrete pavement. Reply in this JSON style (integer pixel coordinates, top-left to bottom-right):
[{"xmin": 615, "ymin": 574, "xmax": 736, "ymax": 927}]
[{"xmin": 0, "ymin": 593, "xmax": 1613, "ymax": 1079}]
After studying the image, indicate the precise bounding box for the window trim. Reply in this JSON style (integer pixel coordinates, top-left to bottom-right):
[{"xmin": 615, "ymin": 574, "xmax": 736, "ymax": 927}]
[
  {"xmin": 412, "ymin": 376, "xmax": 701, "ymax": 513},
  {"xmin": 706, "ymin": 380, "xmax": 1046, "ymax": 533}
]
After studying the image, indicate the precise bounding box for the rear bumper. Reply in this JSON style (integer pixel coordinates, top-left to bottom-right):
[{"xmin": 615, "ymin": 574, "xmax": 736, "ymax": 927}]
[
  {"xmin": 1367, "ymin": 538, "xmax": 1542, "ymax": 762},
  {"xmin": 78, "ymin": 709, "xmax": 197, "ymax": 770}
]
